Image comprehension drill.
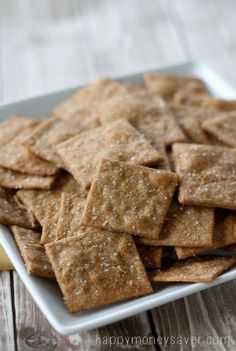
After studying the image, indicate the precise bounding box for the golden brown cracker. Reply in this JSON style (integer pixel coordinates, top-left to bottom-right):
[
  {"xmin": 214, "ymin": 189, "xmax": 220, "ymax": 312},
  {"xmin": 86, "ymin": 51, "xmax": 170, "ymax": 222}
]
[
  {"xmin": 11, "ymin": 226, "xmax": 55, "ymax": 280},
  {"xmin": 40, "ymin": 199, "xmax": 61, "ymax": 244},
  {"xmin": 149, "ymin": 256, "xmax": 236, "ymax": 283},
  {"xmin": 56, "ymin": 119, "xmax": 163, "ymax": 189},
  {"xmin": 173, "ymin": 143, "xmax": 236, "ymax": 210},
  {"xmin": 45, "ymin": 228, "xmax": 152, "ymax": 313},
  {"xmin": 0, "ymin": 187, "xmax": 36, "ymax": 228},
  {"xmin": 80, "ymin": 159, "xmax": 178, "ymax": 239}
]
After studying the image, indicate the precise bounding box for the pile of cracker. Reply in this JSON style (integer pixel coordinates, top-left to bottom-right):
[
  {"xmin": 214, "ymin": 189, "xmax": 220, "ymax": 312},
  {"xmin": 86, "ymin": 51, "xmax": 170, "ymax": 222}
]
[{"xmin": 1, "ymin": 73, "xmax": 236, "ymax": 313}]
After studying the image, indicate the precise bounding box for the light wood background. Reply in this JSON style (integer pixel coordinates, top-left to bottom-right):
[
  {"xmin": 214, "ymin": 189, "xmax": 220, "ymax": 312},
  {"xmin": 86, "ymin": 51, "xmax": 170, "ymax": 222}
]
[{"xmin": 1, "ymin": 1, "xmax": 236, "ymax": 350}]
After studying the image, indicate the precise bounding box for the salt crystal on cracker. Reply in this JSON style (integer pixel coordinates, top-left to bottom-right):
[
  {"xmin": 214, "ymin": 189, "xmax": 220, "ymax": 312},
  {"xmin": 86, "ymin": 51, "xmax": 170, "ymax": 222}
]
[
  {"xmin": 80, "ymin": 159, "xmax": 178, "ymax": 239},
  {"xmin": 45, "ymin": 229, "xmax": 152, "ymax": 313}
]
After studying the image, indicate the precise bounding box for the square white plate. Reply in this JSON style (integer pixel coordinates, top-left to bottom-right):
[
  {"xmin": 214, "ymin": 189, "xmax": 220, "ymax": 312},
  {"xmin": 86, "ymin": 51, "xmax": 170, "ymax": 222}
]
[{"xmin": 1, "ymin": 62, "xmax": 236, "ymax": 335}]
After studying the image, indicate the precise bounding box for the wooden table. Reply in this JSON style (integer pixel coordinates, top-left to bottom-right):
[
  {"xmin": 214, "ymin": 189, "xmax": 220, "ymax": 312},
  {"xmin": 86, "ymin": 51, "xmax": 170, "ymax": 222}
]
[{"xmin": 1, "ymin": 1, "xmax": 236, "ymax": 350}]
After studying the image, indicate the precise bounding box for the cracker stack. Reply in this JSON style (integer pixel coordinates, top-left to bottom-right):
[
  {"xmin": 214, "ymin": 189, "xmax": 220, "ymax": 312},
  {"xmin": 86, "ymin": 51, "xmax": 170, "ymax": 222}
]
[{"xmin": 1, "ymin": 74, "xmax": 236, "ymax": 313}]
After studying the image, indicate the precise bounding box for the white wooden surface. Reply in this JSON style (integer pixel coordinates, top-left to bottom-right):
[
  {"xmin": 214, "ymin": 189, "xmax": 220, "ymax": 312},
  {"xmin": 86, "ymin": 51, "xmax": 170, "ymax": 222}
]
[{"xmin": 0, "ymin": 1, "xmax": 236, "ymax": 350}]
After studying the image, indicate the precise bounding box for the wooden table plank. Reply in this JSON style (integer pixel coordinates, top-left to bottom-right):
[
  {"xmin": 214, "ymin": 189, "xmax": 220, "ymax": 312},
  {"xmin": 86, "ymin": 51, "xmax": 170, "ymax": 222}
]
[
  {"xmin": 152, "ymin": 281, "xmax": 236, "ymax": 351},
  {"xmin": 0, "ymin": 272, "xmax": 15, "ymax": 351}
]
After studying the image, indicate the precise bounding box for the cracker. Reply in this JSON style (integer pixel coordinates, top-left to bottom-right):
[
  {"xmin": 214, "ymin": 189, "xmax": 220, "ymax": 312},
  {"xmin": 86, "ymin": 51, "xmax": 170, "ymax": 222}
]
[
  {"xmin": 40, "ymin": 199, "xmax": 61, "ymax": 244},
  {"xmin": 149, "ymin": 256, "xmax": 236, "ymax": 283},
  {"xmin": 54, "ymin": 77, "xmax": 126, "ymax": 120},
  {"xmin": 56, "ymin": 119, "xmax": 163, "ymax": 189},
  {"xmin": 0, "ymin": 115, "xmax": 37, "ymax": 147},
  {"xmin": 0, "ymin": 187, "xmax": 36, "ymax": 228},
  {"xmin": 171, "ymin": 104, "xmax": 216, "ymax": 144},
  {"xmin": 137, "ymin": 245, "xmax": 163, "ymax": 269},
  {"xmin": 135, "ymin": 198, "xmax": 214, "ymax": 247},
  {"xmin": 98, "ymin": 92, "xmax": 186, "ymax": 147},
  {"xmin": 80, "ymin": 159, "xmax": 178, "ymax": 239},
  {"xmin": 176, "ymin": 210, "xmax": 236, "ymax": 259},
  {"xmin": 45, "ymin": 229, "xmax": 152, "ymax": 313},
  {"xmin": 173, "ymin": 93, "xmax": 236, "ymax": 111},
  {"xmin": 173, "ymin": 143, "xmax": 236, "ymax": 210},
  {"xmin": 11, "ymin": 226, "xmax": 55, "ymax": 280},
  {"xmin": 0, "ymin": 125, "xmax": 58, "ymax": 176},
  {"xmin": 0, "ymin": 167, "xmax": 57, "ymax": 190},
  {"xmin": 144, "ymin": 73, "xmax": 207, "ymax": 100},
  {"xmin": 202, "ymin": 111, "xmax": 236, "ymax": 148},
  {"xmin": 16, "ymin": 172, "xmax": 85, "ymax": 226},
  {"xmin": 56, "ymin": 193, "xmax": 86, "ymax": 240}
]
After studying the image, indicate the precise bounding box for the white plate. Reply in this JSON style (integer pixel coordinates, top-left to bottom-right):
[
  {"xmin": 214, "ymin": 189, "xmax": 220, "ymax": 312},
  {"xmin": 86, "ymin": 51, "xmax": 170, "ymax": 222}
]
[{"xmin": 0, "ymin": 62, "xmax": 236, "ymax": 335}]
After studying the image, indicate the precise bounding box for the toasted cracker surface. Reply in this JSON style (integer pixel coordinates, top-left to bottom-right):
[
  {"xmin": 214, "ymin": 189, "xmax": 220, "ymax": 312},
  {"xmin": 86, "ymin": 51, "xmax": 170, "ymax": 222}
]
[
  {"xmin": 80, "ymin": 159, "xmax": 178, "ymax": 239},
  {"xmin": 176, "ymin": 210, "xmax": 236, "ymax": 259},
  {"xmin": 135, "ymin": 198, "xmax": 214, "ymax": 247},
  {"xmin": 173, "ymin": 93, "xmax": 236, "ymax": 111},
  {"xmin": 0, "ymin": 167, "xmax": 57, "ymax": 190},
  {"xmin": 202, "ymin": 111, "xmax": 236, "ymax": 148},
  {"xmin": 144, "ymin": 73, "xmax": 207, "ymax": 100},
  {"xmin": 11, "ymin": 226, "xmax": 55, "ymax": 279},
  {"xmin": 173, "ymin": 143, "xmax": 236, "ymax": 210},
  {"xmin": 56, "ymin": 119, "xmax": 163, "ymax": 189},
  {"xmin": 40, "ymin": 199, "xmax": 61, "ymax": 244},
  {"xmin": 45, "ymin": 228, "xmax": 152, "ymax": 313},
  {"xmin": 137, "ymin": 245, "xmax": 163, "ymax": 269},
  {"xmin": 56, "ymin": 193, "xmax": 86, "ymax": 240},
  {"xmin": 149, "ymin": 256, "xmax": 236, "ymax": 283},
  {"xmin": 0, "ymin": 187, "xmax": 36, "ymax": 228},
  {"xmin": 54, "ymin": 77, "xmax": 126, "ymax": 120}
]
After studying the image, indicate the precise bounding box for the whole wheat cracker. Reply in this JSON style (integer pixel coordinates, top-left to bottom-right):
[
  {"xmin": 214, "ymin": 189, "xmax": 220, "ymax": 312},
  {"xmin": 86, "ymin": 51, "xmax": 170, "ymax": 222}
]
[
  {"xmin": 0, "ymin": 116, "xmax": 38, "ymax": 147},
  {"xmin": 137, "ymin": 245, "xmax": 163, "ymax": 269},
  {"xmin": 56, "ymin": 192, "xmax": 86, "ymax": 240},
  {"xmin": 135, "ymin": 198, "xmax": 214, "ymax": 247},
  {"xmin": 80, "ymin": 159, "xmax": 178, "ymax": 239},
  {"xmin": 0, "ymin": 125, "xmax": 58, "ymax": 176},
  {"xmin": 40, "ymin": 199, "xmax": 61, "ymax": 244},
  {"xmin": 23, "ymin": 115, "xmax": 99, "ymax": 166},
  {"xmin": 176, "ymin": 210, "xmax": 236, "ymax": 259},
  {"xmin": 173, "ymin": 143, "xmax": 236, "ymax": 210},
  {"xmin": 56, "ymin": 119, "xmax": 164, "ymax": 189},
  {"xmin": 11, "ymin": 226, "xmax": 55, "ymax": 280},
  {"xmin": 149, "ymin": 256, "xmax": 236, "ymax": 283},
  {"xmin": 54, "ymin": 77, "xmax": 126, "ymax": 120},
  {"xmin": 0, "ymin": 187, "xmax": 36, "ymax": 228},
  {"xmin": 45, "ymin": 228, "xmax": 153, "ymax": 313},
  {"xmin": 202, "ymin": 111, "xmax": 236, "ymax": 148},
  {"xmin": 0, "ymin": 166, "xmax": 57, "ymax": 190},
  {"xmin": 144, "ymin": 73, "xmax": 207, "ymax": 100}
]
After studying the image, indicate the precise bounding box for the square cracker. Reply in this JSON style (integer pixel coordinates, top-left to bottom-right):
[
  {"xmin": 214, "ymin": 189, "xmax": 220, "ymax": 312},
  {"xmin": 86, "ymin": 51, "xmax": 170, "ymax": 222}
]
[
  {"xmin": 54, "ymin": 77, "xmax": 126, "ymax": 120},
  {"xmin": 0, "ymin": 115, "xmax": 37, "ymax": 147},
  {"xmin": 80, "ymin": 159, "xmax": 178, "ymax": 239},
  {"xmin": 173, "ymin": 143, "xmax": 236, "ymax": 210},
  {"xmin": 0, "ymin": 125, "xmax": 58, "ymax": 176},
  {"xmin": 56, "ymin": 192, "xmax": 86, "ymax": 240},
  {"xmin": 11, "ymin": 226, "xmax": 55, "ymax": 280},
  {"xmin": 56, "ymin": 119, "xmax": 163, "ymax": 189},
  {"xmin": 137, "ymin": 246, "xmax": 163, "ymax": 269},
  {"xmin": 0, "ymin": 167, "xmax": 57, "ymax": 190},
  {"xmin": 16, "ymin": 172, "xmax": 84, "ymax": 226},
  {"xmin": 176, "ymin": 210, "xmax": 236, "ymax": 259},
  {"xmin": 144, "ymin": 73, "xmax": 207, "ymax": 100},
  {"xmin": 23, "ymin": 115, "xmax": 99, "ymax": 166},
  {"xmin": 0, "ymin": 187, "xmax": 36, "ymax": 228},
  {"xmin": 135, "ymin": 198, "xmax": 214, "ymax": 247},
  {"xmin": 202, "ymin": 111, "xmax": 236, "ymax": 148},
  {"xmin": 45, "ymin": 228, "xmax": 152, "ymax": 313},
  {"xmin": 149, "ymin": 256, "xmax": 236, "ymax": 283},
  {"xmin": 40, "ymin": 199, "xmax": 61, "ymax": 244}
]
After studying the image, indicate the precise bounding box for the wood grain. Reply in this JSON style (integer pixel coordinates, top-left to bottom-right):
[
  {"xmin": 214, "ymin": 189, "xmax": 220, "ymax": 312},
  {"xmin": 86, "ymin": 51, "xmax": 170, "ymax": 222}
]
[{"xmin": 0, "ymin": 272, "xmax": 15, "ymax": 351}]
